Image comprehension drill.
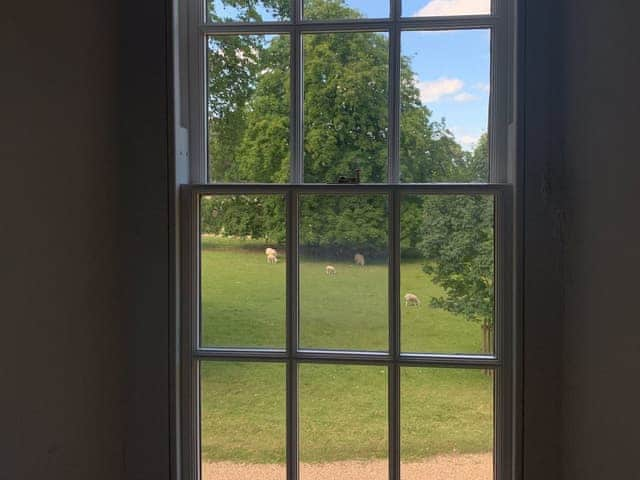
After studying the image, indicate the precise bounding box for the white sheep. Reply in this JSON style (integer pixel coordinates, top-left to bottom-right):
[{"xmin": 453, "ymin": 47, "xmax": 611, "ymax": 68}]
[
  {"xmin": 354, "ymin": 253, "xmax": 365, "ymax": 266},
  {"xmin": 267, "ymin": 253, "xmax": 278, "ymax": 264},
  {"xmin": 404, "ymin": 293, "xmax": 421, "ymax": 307},
  {"xmin": 265, "ymin": 247, "xmax": 277, "ymax": 257},
  {"xmin": 325, "ymin": 265, "xmax": 336, "ymax": 275}
]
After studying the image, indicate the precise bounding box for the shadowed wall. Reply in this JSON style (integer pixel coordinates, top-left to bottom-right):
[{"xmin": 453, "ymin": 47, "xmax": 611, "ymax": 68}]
[
  {"xmin": 1, "ymin": 2, "xmax": 124, "ymax": 479},
  {"xmin": 562, "ymin": 1, "xmax": 640, "ymax": 478}
]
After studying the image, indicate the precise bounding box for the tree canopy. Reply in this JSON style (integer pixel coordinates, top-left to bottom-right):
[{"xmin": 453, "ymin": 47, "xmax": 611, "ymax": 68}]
[
  {"xmin": 418, "ymin": 134, "xmax": 494, "ymax": 339},
  {"xmin": 203, "ymin": 0, "xmax": 493, "ymax": 334},
  {"xmin": 204, "ymin": 0, "xmax": 486, "ymax": 245}
]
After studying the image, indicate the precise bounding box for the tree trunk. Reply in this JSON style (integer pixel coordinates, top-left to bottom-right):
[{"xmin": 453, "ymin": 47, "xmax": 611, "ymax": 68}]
[
  {"xmin": 481, "ymin": 322, "xmax": 493, "ymax": 376},
  {"xmin": 481, "ymin": 322, "xmax": 489, "ymax": 353}
]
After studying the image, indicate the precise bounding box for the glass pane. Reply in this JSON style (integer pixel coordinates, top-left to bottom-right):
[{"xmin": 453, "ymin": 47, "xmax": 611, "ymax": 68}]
[
  {"xmin": 207, "ymin": 34, "xmax": 290, "ymax": 182},
  {"xmin": 200, "ymin": 195, "xmax": 286, "ymax": 348},
  {"xmin": 304, "ymin": 0, "xmax": 389, "ymax": 20},
  {"xmin": 400, "ymin": 30, "xmax": 490, "ymax": 182},
  {"xmin": 201, "ymin": 362, "xmax": 286, "ymax": 479},
  {"xmin": 299, "ymin": 194, "xmax": 389, "ymax": 351},
  {"xmin": 303, "ymin": 32, "xmax": 389, "ymax": 183},
  {"xmin": 401, "ymin": 368, "xmax": 494, "ymax": 480},
  {"xmin": 207, "ymin": 0, "xmax": 291, "ymax": 22},
  {"xmin": 400, "ymin": 194, "xmax": 495, "ymax": 354},
  {"xmin": 403, "ymin": 0, "xmax": 491, "ymax": 17},
  {"xmin": 300, "ymin": 364, "xmax": 388, "ymax": 479}
]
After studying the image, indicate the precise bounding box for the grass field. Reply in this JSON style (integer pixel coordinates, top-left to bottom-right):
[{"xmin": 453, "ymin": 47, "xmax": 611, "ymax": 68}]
[{"xmin": 199, "ymin": 236, "xmax": 493, "ymax": 464}]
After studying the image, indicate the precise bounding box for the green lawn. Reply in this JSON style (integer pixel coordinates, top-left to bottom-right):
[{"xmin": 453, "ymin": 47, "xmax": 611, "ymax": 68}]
[{"xmin": 200, "ymin": 236, "xmax": 493, "ymax": 464}]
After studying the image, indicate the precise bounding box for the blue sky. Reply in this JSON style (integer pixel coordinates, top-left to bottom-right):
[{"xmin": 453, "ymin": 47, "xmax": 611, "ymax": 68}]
[
  {"xmin": 212, "ymin": 0, "xmax": 489, "ymax": 19},
  {"xmin": 300, "ymin": 0, "xmax": 490, "ymax": 18},
  {"xmin": 402, "ymin": 29, "xmax": 490, "ymax": 150},
  {"xmin": 342, "ymin": 0, "xmax": 491, "ymax": 149},
  {"xmin": 213, "ymin": 0, "xmax": 491, "ymax": 149}
]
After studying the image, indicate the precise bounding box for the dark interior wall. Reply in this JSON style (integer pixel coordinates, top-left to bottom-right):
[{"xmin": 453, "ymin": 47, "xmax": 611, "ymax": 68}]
[
  {"xmin": 1, "ymin": 0, "xmax": 173, "ymax": 478},
  {"xmin": 0, "ymin": 2, "xmax": 124, "ymax": 480},
  {"xmin": 521, "ymin": 0, "xmax": 565, "ymax": 477},
  {"xmin": 561, "ymin": 2, "xmax": 640, "ymax": 478}
]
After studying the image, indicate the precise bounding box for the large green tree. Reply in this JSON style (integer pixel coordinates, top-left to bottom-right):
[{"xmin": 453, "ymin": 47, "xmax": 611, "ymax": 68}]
[{"xmin": 204, "ymin": 0, "xmax": 472, "ymax": 252}]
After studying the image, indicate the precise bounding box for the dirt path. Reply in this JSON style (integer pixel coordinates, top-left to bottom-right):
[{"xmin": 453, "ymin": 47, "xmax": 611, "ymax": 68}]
[{"xmin": 203, "ymin": 452, "xmax": 492, "ymax": 480}]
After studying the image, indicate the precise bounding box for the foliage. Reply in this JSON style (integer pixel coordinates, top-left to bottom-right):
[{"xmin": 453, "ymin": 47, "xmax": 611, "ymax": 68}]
[
  {"xmin": 207, "ymin": 0, "xmax": 290, "ymax": 23},
  {"xmin": 206, "ymin": 0, "xmax": 290, "ymax": 180},
  {"xmin": 203, "ymin": 0, "xmax": 481, "ymax": 252},
  {"xmin": 201, "ymin": 195, "xmax": 286, "ymax": 244},
  {"xmin": 419, "ymin": 135, "xmax": 494, "ymax": 327},
  {"xmin": 299, "ymin": 195, "xmax": 389, "ymax": 258},
  {"xmin": 207, "ymin": 32, "xmax": 277, "ymax": 182}
]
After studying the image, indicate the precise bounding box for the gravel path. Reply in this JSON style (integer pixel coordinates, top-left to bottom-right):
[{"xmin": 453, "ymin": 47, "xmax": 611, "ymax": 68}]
[{"xmin": 203, "ymin": 452, "xmax": 492, "ymax": 480}]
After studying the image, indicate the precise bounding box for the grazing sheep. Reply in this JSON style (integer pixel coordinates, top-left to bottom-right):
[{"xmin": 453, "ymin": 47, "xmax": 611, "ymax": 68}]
[
  {"xmin": 325, "ymin": 265, "xmax": 336, "ymax": 275},
  {"xmin": 267, "ymin": 253, "xmax": 278, "ymax": 264},
  {"xmin": 354, "ymin": 253, "xmax": 365, "ymax": 266},
  {"xmin": 265, "ymin": 247, "xmax": 277, "ymax": 257},
  {"xmin": 404, "ymin": 293, "xmax": 421, "ymax": 307}
]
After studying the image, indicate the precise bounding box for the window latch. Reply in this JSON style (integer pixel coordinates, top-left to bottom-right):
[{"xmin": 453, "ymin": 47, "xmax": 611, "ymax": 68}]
[{"xmin": 329, "ymin": 168, "xmax": 361, "ymax": 185}]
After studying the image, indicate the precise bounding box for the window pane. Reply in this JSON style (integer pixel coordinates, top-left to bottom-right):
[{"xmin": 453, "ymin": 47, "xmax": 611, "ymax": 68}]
[
  {"xmin": 207, "ymin": 34, "xmax": 290, "ymax": 183},
  {"xmin": 207, "ymin": 0, "xmax": 291, "ymax": 22},
  {"xmin": 403, "ymin": 0, "xmax": 491, "ymax": 17},
  {"xmin": 400, "ymin": 194, "xmax": 495, "ymax": 354},
  {"xmin": 300, "ymin": 364, "xmax": 388, "ymax": 479},
  {"xmin": 304, "ymin": 0, "xmax": 389, "ymax": 20},
  {"xmin": 200, "ymin": 362, "xmax": 286, "ymax": 479},
  {"xmin": 299, "ymin": 194, "xmax": 389, "ymax": 351},
  {"xmin": 400, "ymin": 30, "xmax": 490, "ymax": 182},
  {"xmin": 200, "ymin": 195, "xmax": 286, "ymax": 348},
  {"xmin": 303, "ymin": 32, "xmax": 389, "ymax": 183},
  {"xmin": 401, "ymin": 368, "xmax": 494, "ymax": 479}
]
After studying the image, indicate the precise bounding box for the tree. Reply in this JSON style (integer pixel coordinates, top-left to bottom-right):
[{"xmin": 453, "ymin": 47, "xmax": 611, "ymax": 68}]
[
  {"xmin": 204, "ymin": 0, "xmax": 470, "ymax": 253},
  {"xmin": 206, "ymin": 0, "xmax": 290, "ymax": 182},
  {"xmin": 207, "ymin": 34, "xmax": 263, "ymax": 181},
  {"xmin": 207, "ymin": 0, "xmax": 290, "ymax": 23},
  {"xmin": 201, "ymin": 195, "xmax": 286, "ymax": 244},
  {"xmin": 418, "ymin": 135, "xmax": 494, "ymax": 352}
]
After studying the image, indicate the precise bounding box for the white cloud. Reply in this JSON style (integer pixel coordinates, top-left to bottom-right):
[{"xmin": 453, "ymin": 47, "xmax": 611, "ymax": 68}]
[
  {"xmin": 474, "ymin": 82, "xmax": 491, "ymax": 94},
  {"xmin": 459, "ymin": 134, "xmax": 481, "ymax": 149},
  {"xmin": 414, "ymin": 0, "xmax": 490, "ymax": 17},
  {"xmin": 417, "ymin": 77, "xmax": 477, "ymax": 103},
  {"xmin": 452, "ymin": 92, "xmax": 477, "ymax": 102},
  {"xmin": 451, "ymin": 126, "xmax": 482, "ymax": 150},
  {"xmin": 418, "ymin": 77, "xmax": 463, "ymax": 103}
]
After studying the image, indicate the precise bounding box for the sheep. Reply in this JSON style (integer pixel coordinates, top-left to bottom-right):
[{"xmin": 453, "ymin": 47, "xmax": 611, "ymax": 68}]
[
  {"xmin": 354, "ymin": 253, "xmax": 365, "ymax": 266},
  {"xmin": 267, "ymin": 253, "xmax": 278, "ymax": 264},
  {"xmin": 265, "ymin": 247, "xmax": 277, "ymax": 257},
  {"xmin": 404, "ymin": 293, "xmax": 421, "ymax": 307},
  {"xmin": 325, "ymin": 265, "xmax": 336, "ymax": 275}
]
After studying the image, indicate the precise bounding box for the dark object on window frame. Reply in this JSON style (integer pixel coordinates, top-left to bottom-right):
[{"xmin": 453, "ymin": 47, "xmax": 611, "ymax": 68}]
[{"xmin": 330, "ymin": 168, "xmax": 361, "ymax": 184}]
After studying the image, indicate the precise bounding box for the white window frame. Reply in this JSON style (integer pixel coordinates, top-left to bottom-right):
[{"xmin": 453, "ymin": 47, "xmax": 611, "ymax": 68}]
[{"xmin": 177, "ymin": 0, "xmax": 520, "ymax": 478}]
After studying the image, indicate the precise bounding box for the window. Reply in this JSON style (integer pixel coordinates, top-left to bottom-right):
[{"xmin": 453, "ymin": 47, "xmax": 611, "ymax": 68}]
[{"xmin": 180, "ymin": 0, "xmax": 517, "ymax": 479}]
